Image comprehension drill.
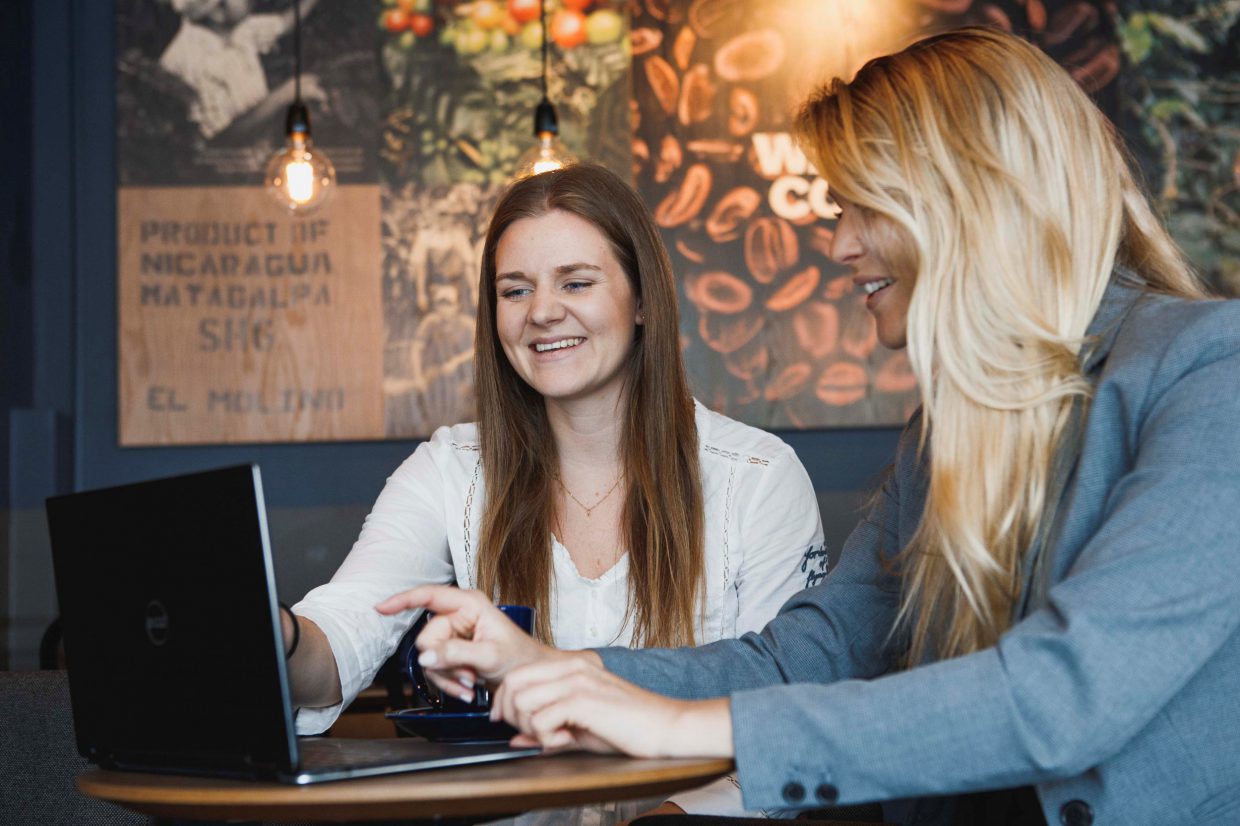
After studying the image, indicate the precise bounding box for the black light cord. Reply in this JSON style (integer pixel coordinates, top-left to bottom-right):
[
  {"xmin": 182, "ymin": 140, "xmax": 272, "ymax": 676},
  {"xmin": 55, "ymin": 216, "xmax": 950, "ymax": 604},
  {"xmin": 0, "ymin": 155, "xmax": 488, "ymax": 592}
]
[
  {"xmin": 539, "ymin": 0, "xmax": 548, "ymax": 99},
  {"xmin": 279, "ymin": 601, "xmax": 301, "ymax": 659},
  {"xmin": 293, "ymin": 0, "xmax": 302, "ymax": 104}
]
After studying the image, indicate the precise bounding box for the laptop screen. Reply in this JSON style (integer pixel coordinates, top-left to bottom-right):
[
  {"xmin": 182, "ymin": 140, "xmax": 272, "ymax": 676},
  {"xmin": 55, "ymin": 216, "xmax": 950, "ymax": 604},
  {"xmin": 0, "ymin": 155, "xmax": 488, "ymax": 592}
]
[{"xmin": 47, "ymin": 465, "xmax": 299, "ymax": 778}]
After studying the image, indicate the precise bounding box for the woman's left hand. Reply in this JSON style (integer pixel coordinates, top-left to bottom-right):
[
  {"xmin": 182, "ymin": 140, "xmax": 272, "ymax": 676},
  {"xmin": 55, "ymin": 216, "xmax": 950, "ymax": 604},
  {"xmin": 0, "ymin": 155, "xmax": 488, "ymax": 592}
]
[{"xmin": 493, "ymin": 655, "xmax": 734, "ymax": 758}]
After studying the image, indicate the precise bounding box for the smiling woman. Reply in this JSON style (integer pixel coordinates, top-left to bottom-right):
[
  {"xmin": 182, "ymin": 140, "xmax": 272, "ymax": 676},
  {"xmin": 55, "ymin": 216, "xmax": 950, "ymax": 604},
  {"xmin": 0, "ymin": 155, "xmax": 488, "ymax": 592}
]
[
  {"xmin": 493, "ymin": 210, "xmax": 642, "ymax": 410},
  {"xmin": 286, "ymin": 164, "xmax": 827, "ymax": 824}
]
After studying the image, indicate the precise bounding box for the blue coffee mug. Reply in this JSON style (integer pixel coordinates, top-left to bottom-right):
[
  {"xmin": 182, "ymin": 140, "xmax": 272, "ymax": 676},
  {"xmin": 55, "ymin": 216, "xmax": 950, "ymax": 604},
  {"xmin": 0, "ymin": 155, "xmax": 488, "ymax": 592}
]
[{"xmin": 402, "ymin": 604, "xmax": 534, "ymax": 712}]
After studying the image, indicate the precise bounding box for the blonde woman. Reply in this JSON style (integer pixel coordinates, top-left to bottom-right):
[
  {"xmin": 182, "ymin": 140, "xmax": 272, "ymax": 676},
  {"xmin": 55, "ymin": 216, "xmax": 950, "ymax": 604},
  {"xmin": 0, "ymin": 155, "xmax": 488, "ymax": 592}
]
[
  {"xmin": 392, "ymin": 28, "xmax": 1240, "ymax": 826},
  {"xmin": 287, "ymin": 164, "xmax": 825, "ymax": 822}
]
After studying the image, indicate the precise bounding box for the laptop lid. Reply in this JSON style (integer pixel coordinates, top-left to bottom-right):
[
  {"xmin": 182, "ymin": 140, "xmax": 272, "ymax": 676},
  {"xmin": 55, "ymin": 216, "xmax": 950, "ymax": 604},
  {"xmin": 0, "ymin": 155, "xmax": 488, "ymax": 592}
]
[
  {"xmin": 47, "ymin": 465, "xmax": 299, "ymax": 779},
  {"xmin": 46, "ymin": 464, "xmax": 538, "ymax": 784}
]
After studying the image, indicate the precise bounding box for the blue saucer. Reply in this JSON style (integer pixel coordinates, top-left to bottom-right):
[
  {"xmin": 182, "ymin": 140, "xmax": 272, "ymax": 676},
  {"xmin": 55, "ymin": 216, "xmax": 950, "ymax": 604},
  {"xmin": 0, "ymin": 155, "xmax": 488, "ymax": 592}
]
[{"xmin": 385, "ymin": 708, "xmax": 518, "ymax": 743}]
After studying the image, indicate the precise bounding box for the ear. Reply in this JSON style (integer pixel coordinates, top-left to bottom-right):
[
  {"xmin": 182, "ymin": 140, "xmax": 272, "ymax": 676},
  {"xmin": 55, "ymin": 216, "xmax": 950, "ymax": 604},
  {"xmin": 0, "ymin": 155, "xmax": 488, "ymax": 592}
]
[{"xmin": 635, "ymin": 302, "xmax": 644, "ymax": 326}]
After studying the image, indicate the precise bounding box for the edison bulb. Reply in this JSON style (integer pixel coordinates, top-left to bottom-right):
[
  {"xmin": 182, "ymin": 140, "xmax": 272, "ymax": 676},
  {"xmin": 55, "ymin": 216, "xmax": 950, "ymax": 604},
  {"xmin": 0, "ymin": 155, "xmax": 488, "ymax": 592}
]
[
  {"xmin": 264, "ymin": 133, "xmax": 336, "ymax": 214},
  {"xmin": 514, "ymin": 131, "xmax": 576, "ymax": 180}
]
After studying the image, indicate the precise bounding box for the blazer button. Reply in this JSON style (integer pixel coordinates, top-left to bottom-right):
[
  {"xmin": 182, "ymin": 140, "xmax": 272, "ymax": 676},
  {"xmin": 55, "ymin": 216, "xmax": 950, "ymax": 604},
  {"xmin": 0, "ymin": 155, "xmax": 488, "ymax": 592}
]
[
  {"xmin": 815, "ymin": 783, "xmax": 839, "ymax": 804},
  {"xmin": 782, "ymin": 782, "xmax": 806, "ymax": 803},
  {"xmin": 1059, "ymin": 799, "xmax": 1093, "ymax": 826}
]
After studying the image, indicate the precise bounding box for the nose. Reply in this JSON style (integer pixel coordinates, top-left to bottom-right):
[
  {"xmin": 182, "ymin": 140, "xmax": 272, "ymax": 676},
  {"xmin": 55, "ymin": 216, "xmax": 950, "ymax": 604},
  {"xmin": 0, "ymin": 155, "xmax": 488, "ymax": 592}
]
[
  {"xmin": 829, "ymin": 211, "xmax": 864, "ymax": 266},
  {"xmin": 529, "ymin": 285, "xmax": 566, "ymax": 326}
]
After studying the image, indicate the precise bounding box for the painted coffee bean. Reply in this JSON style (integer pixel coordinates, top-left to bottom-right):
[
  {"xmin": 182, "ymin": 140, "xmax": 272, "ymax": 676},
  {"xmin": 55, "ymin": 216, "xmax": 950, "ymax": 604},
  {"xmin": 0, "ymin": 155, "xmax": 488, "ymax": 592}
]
[
  {"xmin": 1046, "ymin": 3, "xmax": 1099, "ymax": 46},
  {"xmin": 822, "ymin": 274, "xmax": 851, "ymax": 301},
  {"xmin": 644, "ymin": 55, "xmax": 680, "ymax": 115},
  {"xmin": 655, "ymin": 135, "xmax": 683, "ymax": 184},
  {"xmin": 841, "ymin": 309, "xmax": 878, "ymax": 360},
  {"xmin": 723, "ymin": 344, "xmax": 769, "ymax": 382},
  {"xmin": 673, "ymin": 26, "xmax": 697, "ymax": 70},
  {"xmin": 676, "ymin": 237, "xmax": 707, "ymax": 264},
  {"xmin": 765, "ymin": 362, "xmax": 813, "ymax": 402},
  {"xmin": 1026, "ymin": 0, "xmax": 1047, "ymax": 31},
  {"xmin": 699, "ymin": 312, "xmax": 765, "ymax": 354},
  {"xmin": 874, "ymin": 352, "xmax": 918, "ymax": 394},
  {"xmin": 792, "ymin": 301, "xmax": 839, "ymax": 358},
  {"xmin": 688, "ymin": 270, "xmax": 753, "ymax": 315},
  {"xmin": 981, "ymin": 4, "xmax": 1012, "ymax": 32},
  {"xmin": 679, "ymin": 64, "xmax": 717, "ymax": 126},
  {"xmin": 706, "ymin": 186, "xmax": 761, "ymax": 243},
  {"xmin": 715, "ymin": 30, "xmax": 784, "ymax": 82},
  {"xmin": 654, "ymin": 163, "xmax": 711, "ymax": 227},
  {"xmin": 744, "ymin": 216, "xmax": 798, "ymax": 284},
  {"xmin": 1069, "ymin": 44, "xmax": 1120, "ymax": 93},
  {"xmin": 766, "ymin": 265, "xmax": 820, "ymax": 312},
  {"xmin": 728, "ymin": 87, "xmax": 759, "ymax": 137},
  {"xmin": 631, "ymin": 27, "xmax": 663, "ymax": 55},
  {"xmin": 687, "ymin": 0, "xmax": 749, "ymax": 39},
  {"xmin": 808, "ymin": 225, "xmax": 835, "ymax": 260},
  {"xmin": 815, "ymin": 361, "xmax": 869, "ymax": 407}
]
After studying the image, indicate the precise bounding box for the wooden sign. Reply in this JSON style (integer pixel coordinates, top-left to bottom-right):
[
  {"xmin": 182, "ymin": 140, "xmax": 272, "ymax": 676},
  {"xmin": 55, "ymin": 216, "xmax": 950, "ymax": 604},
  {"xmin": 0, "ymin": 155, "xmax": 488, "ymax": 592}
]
[{"xmin": 117, "ymin": 186, "xmax": 383, "ymax": 445}]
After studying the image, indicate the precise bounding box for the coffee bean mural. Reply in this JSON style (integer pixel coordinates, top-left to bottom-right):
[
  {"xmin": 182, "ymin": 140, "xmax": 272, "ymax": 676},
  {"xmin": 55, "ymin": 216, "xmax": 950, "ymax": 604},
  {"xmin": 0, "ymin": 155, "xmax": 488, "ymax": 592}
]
[{"xmin": 633, "ymin": 0, "xmax": 923, "ymax": 427}]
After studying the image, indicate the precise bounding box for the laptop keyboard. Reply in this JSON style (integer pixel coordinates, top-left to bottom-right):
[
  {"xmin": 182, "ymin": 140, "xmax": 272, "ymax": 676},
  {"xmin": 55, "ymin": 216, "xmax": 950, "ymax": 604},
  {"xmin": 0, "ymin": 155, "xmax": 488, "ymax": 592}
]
[
  {"xmin": 298, "ymin": 737, "xmax": 521, "ymax": 770},
  {"xmin": 300, "ymin": 738, "xmax": 436, "ymax": 768}
]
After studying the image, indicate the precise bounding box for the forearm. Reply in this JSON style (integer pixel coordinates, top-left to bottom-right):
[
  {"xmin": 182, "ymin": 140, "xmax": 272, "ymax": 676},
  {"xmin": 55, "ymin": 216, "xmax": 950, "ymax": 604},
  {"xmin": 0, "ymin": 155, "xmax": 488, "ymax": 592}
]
[
  {"xmin": 283, "ymin": 612, "xmax": 343, "ymax": 708},
  {"xmin": 665, "ymin": 697, "xmax": 733, "ymax": 758}
]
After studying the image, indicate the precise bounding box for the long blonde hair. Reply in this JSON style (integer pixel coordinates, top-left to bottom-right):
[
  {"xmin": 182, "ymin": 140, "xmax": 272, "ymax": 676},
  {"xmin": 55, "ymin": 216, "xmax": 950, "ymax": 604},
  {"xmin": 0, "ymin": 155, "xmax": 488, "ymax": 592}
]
[
  {"xmin": 473, "ymin": 164, "xmax": 705, "ymax": 647},
  {"xmin": 796, "ymin": 27, "xmax": 1207, "ymax": 664}
]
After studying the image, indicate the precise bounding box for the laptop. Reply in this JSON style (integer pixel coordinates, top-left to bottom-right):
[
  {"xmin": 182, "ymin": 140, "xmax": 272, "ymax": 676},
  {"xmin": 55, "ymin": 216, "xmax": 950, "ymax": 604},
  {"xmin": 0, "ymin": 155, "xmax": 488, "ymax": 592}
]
[{"xmin": 46, "ymin": 463, "xmax": 539, "ymax": 784}]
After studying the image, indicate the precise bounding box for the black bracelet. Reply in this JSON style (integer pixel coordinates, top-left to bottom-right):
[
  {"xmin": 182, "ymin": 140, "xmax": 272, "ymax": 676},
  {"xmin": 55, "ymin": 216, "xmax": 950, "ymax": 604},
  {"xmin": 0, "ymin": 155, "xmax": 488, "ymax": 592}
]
[{"xmin": 279, "ymin": 601, "xmax": 300, "ymax": 659}]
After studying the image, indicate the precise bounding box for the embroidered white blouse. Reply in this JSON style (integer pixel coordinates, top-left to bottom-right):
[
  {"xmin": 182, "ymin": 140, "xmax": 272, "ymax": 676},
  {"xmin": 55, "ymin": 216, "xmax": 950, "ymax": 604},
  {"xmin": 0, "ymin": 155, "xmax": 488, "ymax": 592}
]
[{"xmin": 294, "ymin": 401, "xmax": 825, "ymax": 817}]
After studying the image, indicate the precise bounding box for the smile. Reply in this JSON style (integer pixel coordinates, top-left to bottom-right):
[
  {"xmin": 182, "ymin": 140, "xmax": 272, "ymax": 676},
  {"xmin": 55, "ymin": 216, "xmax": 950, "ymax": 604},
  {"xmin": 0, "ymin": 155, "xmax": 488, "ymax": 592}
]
[
  {"xmin": 862, "ymin": 278, "xmax": 895, "ymax": 296},
  {"xmin": 533, "ymin": 338, "xmax": 584, "ymax": 353}
]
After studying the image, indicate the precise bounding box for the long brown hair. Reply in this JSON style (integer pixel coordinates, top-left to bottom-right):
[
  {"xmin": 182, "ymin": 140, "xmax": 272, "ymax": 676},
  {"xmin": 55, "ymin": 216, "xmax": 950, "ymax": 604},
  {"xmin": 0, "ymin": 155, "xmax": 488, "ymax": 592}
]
[
  {"xmin": 473, "ymin": 164, "xmax": 705, "ymax": 647},
  {"xmin": 796, "ymin": 27, "xmax": 1205, "ymax": 665}
]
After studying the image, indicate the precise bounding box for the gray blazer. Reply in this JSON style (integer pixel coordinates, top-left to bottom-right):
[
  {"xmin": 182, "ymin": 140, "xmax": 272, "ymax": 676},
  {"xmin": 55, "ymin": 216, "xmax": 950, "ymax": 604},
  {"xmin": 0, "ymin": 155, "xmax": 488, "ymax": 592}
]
[{"xmin": 601, "ymin": 281, "xmax": 1240, "ymax": 825}]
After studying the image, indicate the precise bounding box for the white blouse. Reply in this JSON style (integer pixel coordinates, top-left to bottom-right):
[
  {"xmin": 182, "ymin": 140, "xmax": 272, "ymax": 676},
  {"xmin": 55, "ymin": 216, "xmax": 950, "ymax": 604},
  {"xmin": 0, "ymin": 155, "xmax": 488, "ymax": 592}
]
[{"xmin": 294, "ymin": 401, "xmax": 825, "ymax": 817}]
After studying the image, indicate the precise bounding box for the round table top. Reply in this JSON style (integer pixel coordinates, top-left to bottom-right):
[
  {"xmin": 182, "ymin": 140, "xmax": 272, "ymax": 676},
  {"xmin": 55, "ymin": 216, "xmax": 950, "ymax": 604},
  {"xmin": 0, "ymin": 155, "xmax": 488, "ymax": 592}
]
[{"xmin": 78, "ymin": 752, "xmax": 735, "ymax": 822}]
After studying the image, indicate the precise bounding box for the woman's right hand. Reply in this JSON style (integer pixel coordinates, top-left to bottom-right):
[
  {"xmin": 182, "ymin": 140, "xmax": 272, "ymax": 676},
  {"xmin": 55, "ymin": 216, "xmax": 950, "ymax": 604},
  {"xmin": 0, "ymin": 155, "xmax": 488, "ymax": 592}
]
[{"xmin": 375, "ymin": 585, "xmax": 597, "ymax": 703}]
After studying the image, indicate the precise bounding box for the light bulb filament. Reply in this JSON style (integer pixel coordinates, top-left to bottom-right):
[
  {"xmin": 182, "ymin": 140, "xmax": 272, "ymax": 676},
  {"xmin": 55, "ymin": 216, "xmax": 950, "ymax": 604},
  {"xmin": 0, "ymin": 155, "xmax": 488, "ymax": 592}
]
[{"xmin": 285, "ymin": 157, "xmax": 316, "ymax": 205}]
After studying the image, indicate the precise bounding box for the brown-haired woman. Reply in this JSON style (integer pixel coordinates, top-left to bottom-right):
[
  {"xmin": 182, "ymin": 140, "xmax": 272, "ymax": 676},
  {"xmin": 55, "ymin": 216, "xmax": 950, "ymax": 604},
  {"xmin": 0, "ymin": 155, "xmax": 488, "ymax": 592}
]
[{"xmin": 288, "ymin": 164, "xmax": 825, "ymax": 821}]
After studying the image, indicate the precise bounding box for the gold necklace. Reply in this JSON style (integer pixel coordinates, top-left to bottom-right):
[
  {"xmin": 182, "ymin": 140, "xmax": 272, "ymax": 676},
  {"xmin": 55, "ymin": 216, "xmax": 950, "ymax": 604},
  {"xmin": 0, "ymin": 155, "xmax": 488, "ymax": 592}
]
[{"xmin": 554, "ymin": 472, "xmax": 623, "ymax": 518}]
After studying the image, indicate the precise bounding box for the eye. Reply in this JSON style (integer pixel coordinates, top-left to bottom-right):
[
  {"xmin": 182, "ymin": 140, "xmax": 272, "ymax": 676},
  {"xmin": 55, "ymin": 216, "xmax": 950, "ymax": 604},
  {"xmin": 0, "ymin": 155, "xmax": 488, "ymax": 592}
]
[
  {"xmin": 499, "ymin": 285, "xmax": 531, "ymax": 299},
  {"xmin": 564, "ymin": 280, "xmax": 593, "ymax": 292}
]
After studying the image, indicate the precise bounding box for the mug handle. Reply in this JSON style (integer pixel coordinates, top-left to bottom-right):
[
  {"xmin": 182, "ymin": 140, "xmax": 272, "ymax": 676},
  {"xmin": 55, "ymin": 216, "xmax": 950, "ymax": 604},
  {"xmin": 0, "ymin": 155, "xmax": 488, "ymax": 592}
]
[{"xmin": 400, "ymin": 612, "xmax": 441, "ymax": 709}]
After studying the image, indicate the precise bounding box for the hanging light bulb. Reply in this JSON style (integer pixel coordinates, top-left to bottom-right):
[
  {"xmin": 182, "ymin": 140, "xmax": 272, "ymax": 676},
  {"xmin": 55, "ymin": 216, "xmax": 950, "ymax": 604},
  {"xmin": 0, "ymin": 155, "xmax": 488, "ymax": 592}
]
[
  {"xmin": 264, "ymin": 101, "xmax": 336, "ymax": 212},
  {"xmin": 514, "ymin": 99, "xmax": 577, "ymax": 179},
  {"xmin": 263, "ymin": 0, "xmax": 336, "ymax": 213},
  {"xmin": 513, "ymin": 0, "xmax": 576, "ymax": 179}
]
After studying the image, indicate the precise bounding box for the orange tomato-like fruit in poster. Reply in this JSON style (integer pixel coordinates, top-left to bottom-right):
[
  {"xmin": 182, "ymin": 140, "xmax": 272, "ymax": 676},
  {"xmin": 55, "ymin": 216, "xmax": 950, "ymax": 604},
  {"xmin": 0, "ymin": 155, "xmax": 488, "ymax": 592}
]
[
  {"xmin": 551, "ymin": 10, "xmax": 588, "ymax": 48},
  {"xmin": 410, "ymin": 14, "xmax": 435, "ymax": 36},
  {"xmin": 508, "ymin": 0, "xmax": 541, "ymax": 24}
]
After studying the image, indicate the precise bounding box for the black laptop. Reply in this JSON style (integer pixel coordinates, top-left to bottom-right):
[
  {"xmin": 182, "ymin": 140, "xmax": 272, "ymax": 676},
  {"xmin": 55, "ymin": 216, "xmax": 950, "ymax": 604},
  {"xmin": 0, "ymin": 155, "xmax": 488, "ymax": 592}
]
[{"xmin": 46, "ymin": 464, "xmax": 538, "ymax": 784}]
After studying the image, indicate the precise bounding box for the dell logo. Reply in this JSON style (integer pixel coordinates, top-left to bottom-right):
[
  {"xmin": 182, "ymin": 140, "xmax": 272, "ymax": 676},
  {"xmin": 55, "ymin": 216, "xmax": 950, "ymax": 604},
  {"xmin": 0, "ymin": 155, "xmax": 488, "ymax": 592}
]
[{"xmin": 144, "ymin": 600, "xmax": 169, "ymax": 646}]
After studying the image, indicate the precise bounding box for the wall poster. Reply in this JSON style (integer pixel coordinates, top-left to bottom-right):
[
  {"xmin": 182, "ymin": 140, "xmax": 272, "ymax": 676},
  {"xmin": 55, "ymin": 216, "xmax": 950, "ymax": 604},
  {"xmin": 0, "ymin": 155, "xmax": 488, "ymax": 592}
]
[{"xmin": 115, "ymin": 0, "xmax": 1237, "ymax": 444}]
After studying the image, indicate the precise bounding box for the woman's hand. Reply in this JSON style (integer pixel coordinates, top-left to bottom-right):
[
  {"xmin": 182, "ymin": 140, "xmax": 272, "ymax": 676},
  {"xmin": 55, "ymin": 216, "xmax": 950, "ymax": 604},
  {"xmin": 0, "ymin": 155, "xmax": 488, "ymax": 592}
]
[
  {"xmin": 495, "ymin": 655, "xmax": 734, "ymax": 758},
  {"xmin": 375, "ymin": 585, "xmax": 591, "ymax": 703}
]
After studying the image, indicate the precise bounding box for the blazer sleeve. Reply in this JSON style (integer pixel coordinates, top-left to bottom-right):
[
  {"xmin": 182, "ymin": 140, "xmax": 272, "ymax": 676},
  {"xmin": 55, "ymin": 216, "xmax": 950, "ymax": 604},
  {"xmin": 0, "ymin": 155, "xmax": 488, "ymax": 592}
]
[
  {"xmin": 598, "ymin": 430, "xmax": 907, "ymax": 698},
  {"xmin": 724, "ymin": 321, "xmax": 1240, "ymax": 810}
]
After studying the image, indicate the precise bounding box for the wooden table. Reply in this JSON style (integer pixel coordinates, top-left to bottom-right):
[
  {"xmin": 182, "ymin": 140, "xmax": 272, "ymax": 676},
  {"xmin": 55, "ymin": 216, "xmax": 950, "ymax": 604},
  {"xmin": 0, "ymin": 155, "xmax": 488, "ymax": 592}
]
[{"xmin": 78, "ymin": 753, "xmax": 735, "ymax": 822}]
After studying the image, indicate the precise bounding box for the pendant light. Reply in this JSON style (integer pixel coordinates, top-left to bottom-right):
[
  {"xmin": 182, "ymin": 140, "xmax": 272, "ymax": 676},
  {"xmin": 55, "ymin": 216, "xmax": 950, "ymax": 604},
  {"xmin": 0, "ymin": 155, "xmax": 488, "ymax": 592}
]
[
  {"xmin": 263, "ymin": 0, "xmax": 336, "ymax": 213},
  {"xmin": 513, "ymin": 0, "xmax": 576, "ymax": 179}
]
